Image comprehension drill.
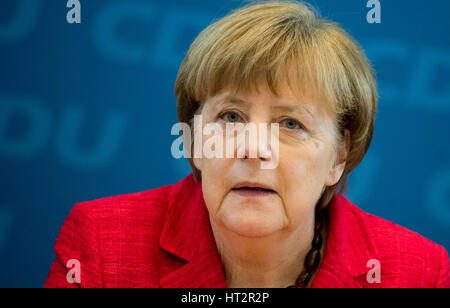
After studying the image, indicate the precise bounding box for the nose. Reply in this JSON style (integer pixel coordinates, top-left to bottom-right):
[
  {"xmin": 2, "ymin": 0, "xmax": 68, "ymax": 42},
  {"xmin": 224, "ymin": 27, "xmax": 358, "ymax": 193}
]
[
  {"xmin": 241, "ymin": 142, "xmax": 272, "ymax": 161},
  {"xmin": 236, "ymin": 123, "xmax": 274, "ymax": 162}
]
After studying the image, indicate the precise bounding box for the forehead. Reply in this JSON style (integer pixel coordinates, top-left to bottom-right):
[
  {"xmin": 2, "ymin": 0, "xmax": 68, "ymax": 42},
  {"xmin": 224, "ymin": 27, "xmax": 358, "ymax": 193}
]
[
  {"xmin": 210, "ymin": 64, "xmax": 335, "ymax": 110},
  {"xmin": 206, "ymin": 83, "xmax": 333, "ymax": 119}
]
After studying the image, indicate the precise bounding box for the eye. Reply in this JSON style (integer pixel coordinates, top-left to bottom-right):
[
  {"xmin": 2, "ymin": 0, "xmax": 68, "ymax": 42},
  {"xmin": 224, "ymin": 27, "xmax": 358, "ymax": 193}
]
[
  {"xmin": 220, "ymin": 111, "xmax": 242, "ymax": 123},
  {"xmin": 280, "ymin": 118, "xmax": 304, "ymax": 130}
]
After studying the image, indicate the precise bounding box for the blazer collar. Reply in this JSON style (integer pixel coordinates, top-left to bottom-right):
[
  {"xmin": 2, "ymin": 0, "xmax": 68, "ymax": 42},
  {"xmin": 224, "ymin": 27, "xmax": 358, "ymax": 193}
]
[
  {"xmin": 159, "ymin": 174, "xmax": 227, "ymax": 287},
  {"xmin": 159, "ymin": 174, "xmax": 380, "ymax": 288},
  {"xmin": 311, "ymin": 194, "xmax": 381, "ymax": 288}
]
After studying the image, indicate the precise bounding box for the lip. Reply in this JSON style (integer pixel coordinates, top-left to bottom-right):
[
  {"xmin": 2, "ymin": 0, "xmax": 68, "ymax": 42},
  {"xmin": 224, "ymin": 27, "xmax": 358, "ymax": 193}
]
[
  {"xmin": 231, "ymin": 181, "xmax": 276, "ymax": 197},
  {"xmin": 232, "ymin": 181, "xmax": 274, "ymax": 190},
  {"xmin": 232, "ymin": 188, "xmax": 276, "ymax": 197}
]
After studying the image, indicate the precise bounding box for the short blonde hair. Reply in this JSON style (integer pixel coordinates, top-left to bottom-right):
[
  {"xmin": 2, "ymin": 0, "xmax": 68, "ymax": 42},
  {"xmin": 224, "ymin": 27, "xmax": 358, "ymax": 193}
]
[{"xmin": 174, "ymin": 0, "xmax": 378, "ymax": 209}]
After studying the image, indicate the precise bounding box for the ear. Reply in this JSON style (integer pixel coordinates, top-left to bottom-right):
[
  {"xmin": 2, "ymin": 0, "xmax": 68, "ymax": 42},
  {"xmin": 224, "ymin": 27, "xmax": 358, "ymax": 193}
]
[{"xmin": 325, "ymin": 129, "xmax": 350, "ymax": 186}]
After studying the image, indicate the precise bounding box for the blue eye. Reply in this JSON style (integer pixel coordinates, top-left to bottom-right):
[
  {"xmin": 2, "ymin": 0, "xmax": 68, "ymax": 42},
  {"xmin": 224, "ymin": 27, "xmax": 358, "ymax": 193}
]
[
  {"xmin": 221, "ymin": 111, "xmax": 241, "ymax": 123},
  {"xmin": 281, "ymin": 118, "xmax": 303, "ymax": 130}
]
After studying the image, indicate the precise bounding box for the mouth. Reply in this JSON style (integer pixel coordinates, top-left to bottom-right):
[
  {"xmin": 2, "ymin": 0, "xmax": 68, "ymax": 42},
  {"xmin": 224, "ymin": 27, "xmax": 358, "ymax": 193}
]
[{"xmin": 231, "ymin": 182, "xmax": 276, "ymax": 197}]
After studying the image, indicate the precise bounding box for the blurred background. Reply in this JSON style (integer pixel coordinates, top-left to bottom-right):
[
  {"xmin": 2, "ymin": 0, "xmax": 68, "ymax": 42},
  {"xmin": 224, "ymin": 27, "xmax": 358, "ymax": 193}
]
[{"xmin": 0, "ymin": 0, "xmax": 449, "ymax": 287}]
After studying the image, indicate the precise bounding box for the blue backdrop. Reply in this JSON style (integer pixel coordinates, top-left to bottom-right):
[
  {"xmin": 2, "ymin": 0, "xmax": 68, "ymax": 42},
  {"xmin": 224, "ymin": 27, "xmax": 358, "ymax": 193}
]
[{"xmin": 0, "ymin": 0, "xmax": 449, "ymax": 287}]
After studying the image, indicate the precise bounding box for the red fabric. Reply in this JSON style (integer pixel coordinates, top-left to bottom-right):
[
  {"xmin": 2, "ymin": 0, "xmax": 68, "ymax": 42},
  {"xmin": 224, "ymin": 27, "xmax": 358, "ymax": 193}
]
[{"xmin": 44, "ymin": 173, "xmax": 450, "ymax": 288}]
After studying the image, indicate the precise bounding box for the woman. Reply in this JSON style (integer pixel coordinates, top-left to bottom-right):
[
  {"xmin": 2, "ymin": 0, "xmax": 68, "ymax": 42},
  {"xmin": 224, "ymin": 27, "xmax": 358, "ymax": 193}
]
[{"xmin": 45, "ymin": 1, "xmax": 449, "ymax": 288}]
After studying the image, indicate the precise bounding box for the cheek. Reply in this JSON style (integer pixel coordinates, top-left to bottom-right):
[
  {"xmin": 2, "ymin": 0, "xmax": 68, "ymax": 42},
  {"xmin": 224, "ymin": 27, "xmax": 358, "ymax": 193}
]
[
  {"xmin": 282, "ymin": 140, "xmax": 334, "ymax": 182},
  {"xmin": 278, "ymin": 142, "xmax": 335, "ymax": 215},
  {"xmin": 196, "ymin": 118, "xmax": 236, "ymax": 214},
  {"xmin": 199, "ymin": 157, "xmax": 232, "ymax": 213}
]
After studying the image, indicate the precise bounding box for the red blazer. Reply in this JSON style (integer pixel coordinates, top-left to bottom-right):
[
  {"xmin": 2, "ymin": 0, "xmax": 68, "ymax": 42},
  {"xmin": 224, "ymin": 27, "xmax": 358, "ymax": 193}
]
[{"xmin": 44, "ymin": 173, "xmax": 450, "ymax": 288}]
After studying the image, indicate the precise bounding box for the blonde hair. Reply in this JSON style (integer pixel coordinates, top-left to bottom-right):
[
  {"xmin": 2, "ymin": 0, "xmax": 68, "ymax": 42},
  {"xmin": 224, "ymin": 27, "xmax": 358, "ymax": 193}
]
[{"xmin": 174, "ymin": 0, "xmax": 378, "ymax": 209}]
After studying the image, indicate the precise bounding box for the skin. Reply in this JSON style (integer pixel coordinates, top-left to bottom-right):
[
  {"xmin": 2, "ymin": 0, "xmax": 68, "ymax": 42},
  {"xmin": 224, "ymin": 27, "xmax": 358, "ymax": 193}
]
[{"xmin": 193, "ymin": 79, "xmax": 349, "ymax": 288}]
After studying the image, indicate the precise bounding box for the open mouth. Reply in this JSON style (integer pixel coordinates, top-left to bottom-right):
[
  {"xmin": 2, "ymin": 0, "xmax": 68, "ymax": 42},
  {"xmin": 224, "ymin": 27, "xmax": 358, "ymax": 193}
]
[{"xmin": 231, "ymin": 187, "xmax": 276, "ymax": 197}]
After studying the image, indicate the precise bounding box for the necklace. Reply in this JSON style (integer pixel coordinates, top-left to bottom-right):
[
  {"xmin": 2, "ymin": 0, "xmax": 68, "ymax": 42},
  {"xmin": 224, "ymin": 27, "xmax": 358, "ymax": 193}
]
[{"xmin": 286, "ymin": 206, "xmax": 327, "ymax": 288}]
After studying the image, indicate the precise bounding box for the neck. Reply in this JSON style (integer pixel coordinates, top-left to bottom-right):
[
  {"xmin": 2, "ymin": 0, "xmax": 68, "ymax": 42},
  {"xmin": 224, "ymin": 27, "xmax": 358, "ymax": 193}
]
[{"xmin": 210, "ymin": 215, "xmax": 316, "ymax": 288}]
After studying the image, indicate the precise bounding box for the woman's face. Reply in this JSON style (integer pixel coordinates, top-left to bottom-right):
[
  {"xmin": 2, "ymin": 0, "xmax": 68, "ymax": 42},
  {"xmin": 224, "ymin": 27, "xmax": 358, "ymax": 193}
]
[{"xmin": 193, "ymin": 82, "xmax": 347, "ymax": 238}]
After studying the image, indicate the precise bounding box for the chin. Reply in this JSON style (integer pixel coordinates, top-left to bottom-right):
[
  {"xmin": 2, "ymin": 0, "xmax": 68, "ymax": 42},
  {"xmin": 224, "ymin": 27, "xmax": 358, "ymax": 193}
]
[{"xmin": 218, "ymin": 211, "xmax": 286, "ymax": 238}]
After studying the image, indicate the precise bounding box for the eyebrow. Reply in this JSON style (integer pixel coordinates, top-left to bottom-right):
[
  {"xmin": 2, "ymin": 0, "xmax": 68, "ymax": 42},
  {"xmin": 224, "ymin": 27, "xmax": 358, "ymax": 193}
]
[
  {"xmin": 220, "ymin": 95, "xmax": 247, "ymax": 106},
  {"xmin": 217, "ymin": 95, "xmax": 315, "ymax": 118}
]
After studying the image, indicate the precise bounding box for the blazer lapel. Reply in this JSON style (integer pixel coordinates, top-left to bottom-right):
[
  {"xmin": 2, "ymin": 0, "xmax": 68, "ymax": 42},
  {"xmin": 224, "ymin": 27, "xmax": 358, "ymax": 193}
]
[
  {"xmin": 159, "ymin": 174, "xmax": 227, "ymax": 288},
  {"xmin": 311, "ymin": 194, "xmax": 381, "ymax": 288},
  {"xmin": 159, "ymin": 251, "xmax": 227, "ymax": 288}
]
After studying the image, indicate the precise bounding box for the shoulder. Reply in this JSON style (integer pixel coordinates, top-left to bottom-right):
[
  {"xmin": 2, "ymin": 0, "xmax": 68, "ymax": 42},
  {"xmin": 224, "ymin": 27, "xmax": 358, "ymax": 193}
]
[
  {"xmin": 70, "ymin": 183, "xmax": 173, "ymax": 227},
  {"xmin": 64, "ymin": 182, "xmax": 175, "ymax": 260},
  {"xmin": 61, "ymin": 173, "xmax": 198, "ymax": 251},
  {"xmin": 47, "ymin": 179, "xmax": 188, "ymax": 287},
  {"xmin": 359, "ymin": 204, "xmax": 446, "ymax": 263},
  {"xmin": 341, "ymin": 196, "xmax": 450, "ymax": 287}
]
